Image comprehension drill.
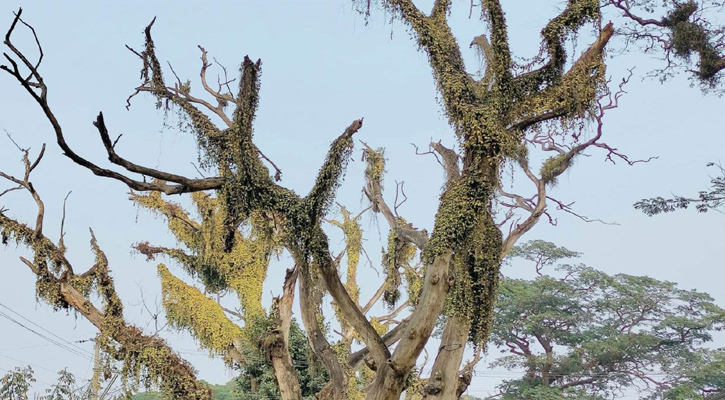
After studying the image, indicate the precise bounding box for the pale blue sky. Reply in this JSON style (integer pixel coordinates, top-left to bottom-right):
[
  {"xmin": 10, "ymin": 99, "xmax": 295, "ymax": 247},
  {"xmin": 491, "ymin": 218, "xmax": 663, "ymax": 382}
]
[{"xmin": 1, "ymin": 1, "xmax": 723, "ymax": 398}]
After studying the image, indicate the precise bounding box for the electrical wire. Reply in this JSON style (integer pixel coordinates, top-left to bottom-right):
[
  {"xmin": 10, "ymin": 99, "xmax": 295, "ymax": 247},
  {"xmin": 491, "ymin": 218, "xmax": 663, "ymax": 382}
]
[{"xmin": 0, "ymin": 305, "xmax": 93, "ymax": 361}]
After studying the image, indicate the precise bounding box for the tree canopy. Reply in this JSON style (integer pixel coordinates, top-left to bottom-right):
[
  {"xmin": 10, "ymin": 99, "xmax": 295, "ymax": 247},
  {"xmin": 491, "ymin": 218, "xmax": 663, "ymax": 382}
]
[
  {"xmin": 635, "ymin": 162, "xmax": 725, "ymax": 215},
  {"xmin": 491, "ymin": 240, "xmax": 725, "ymax": 399}
]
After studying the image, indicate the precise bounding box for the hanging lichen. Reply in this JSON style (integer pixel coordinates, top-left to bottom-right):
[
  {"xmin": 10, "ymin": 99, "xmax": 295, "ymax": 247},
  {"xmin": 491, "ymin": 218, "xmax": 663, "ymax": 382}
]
[
  {"xmin": 95, "ymin": 321, "xmax": 213, "ymax": 400},
  {"xmin": 540, "ymin": 152, "xmax": 575, "ymax": 186},
  {"xmin": 444, "ymin": 214, "xmax": 503, "ymax": 345},
  {"xmin": 662, "ymin": 1, "xmax": 723, "ymax": 82},
  {"xmin": 422, "ymin": 172, "xmax": 493, "ymax": 264},
  {"xmin": 133, "ymin": 187, "xmax": 275, "ymax": 323},
  {"xmin": 363, "ymin": 147, "xmax": 385, "ymax": 212},
  {"xmin": 383, "ymin": 218, "xmax": 417, "ymax": 308},
  {"xmin": 131, "ymin": 190, "xmax": 201, "ymax": 251},
  {"xmin": 403, "ymin": 263, "xmax": 424, "ymax": 306},
  {"xmin": 158, "ymin": 264, "xmax": 245, "ymax": 359}
]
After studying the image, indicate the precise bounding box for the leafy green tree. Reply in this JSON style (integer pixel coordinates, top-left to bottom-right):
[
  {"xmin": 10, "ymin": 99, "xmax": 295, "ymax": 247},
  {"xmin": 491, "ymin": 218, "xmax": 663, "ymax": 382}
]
[
  {"xmin": 489, "ymin": 240, "xmax": 725, "ymax": 399},
  {"xmin": 1, "ymin": 1, "xmax": 723, "ymax": 400},
  {"xmin": 131, "ymin": 381, "xmax": 237, "ymax": 400},
  {"xmin": 635, "ymin": 162, "xmax": 725, "ymax": 215},
  {"xmin": 1, "ymin": 367, "xmax": 93, "ymax": 400},
  {"xmin": 1, "ymin": 366, "xmax": 34, "ymax": 400},
  {"xmin": 235, "ymin": 320, "xmax": 328, "ymax": 400}
]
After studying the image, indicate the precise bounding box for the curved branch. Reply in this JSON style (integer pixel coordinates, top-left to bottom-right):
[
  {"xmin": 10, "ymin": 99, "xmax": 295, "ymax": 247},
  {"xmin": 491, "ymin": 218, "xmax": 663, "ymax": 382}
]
[
  {"xmin": 94, "ymin": 112, "xmax": 225, "ymax": 189},
  {"xmin": 2, "ymin": 14, "xmax": 224, "ymax": 195}
]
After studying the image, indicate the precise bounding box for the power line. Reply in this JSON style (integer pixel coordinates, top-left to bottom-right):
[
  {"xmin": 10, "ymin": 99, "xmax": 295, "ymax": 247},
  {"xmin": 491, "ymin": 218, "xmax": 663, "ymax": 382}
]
[
  {"xmin": 0, "ymin": 302, "xmax": 94, "ymax": 359},
  {"xmin": 0, "ymin": 344, "xmax": 55, "ymax": 352},
  {"xmin": 0, "ymin": 354, "xmax": 58, "ymax": 374},
  {"xmin": 0, "ymin": 307, "xmax": 93, "ymax": 361},
  {"xmin": 0, "ymin": 364, "xmax": 59, "ymax": 387}
]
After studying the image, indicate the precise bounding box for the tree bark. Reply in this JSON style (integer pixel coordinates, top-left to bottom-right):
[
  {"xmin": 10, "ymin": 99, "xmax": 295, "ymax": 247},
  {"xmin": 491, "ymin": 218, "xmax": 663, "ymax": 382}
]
[
  {"xmin": 298, "ymin": 263, "xmax": 347, "ymax": 400},
  {"xmin": 265, "ymin": 268, "xmax": 303, "ymax": 400},
  {"xmin": 59, "ymin": 282, "xmax": 213, "ymax": 399},
  {"xmin": 422, "ymin": 316, "xmax": 471, "ymax": 399},
  {"xmin": 366, "ymin": 252, "xmax": 453, "ymax": 400}
]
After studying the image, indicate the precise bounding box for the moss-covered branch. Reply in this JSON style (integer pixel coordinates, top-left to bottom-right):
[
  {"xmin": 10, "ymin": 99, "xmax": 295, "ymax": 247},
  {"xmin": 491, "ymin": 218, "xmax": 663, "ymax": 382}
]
[
  {"xmin": 138, "ymin": 20, "xmax": 224, "ymax": 156},
  {"xmin": 511, "ymin": 0, "xmax": 601, "ymax": 97},
  {"xmin": 0, "ymin": 207, "xmax": 212, "ymax": 399},
  {"xmin": 509, "ymin": 23, "xmax": 613, "ymax": 132},
  {"xmin": 232, "ymin": 57, "xmax": 262, "ymax": 140},
  {"xmin": 607, "ymin": 0, "xmax": 725, "ymax": 86},
  {"xmin": 326, "ymin": 204, "xmax": 364, "ymax": 335},
  {"xmin": 481, "ymin": 0, "xmax": 513, "ymax": 82},
  {"xmin": 302, "ymin": 119, "xmax": 362, "ymax": 224}
]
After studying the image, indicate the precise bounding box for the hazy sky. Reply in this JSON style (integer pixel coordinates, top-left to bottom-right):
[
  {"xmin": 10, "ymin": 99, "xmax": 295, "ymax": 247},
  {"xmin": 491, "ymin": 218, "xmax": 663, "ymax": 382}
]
[{"xmin": 0, "ymin": 1, "xmax": 723, "ymax": 398}]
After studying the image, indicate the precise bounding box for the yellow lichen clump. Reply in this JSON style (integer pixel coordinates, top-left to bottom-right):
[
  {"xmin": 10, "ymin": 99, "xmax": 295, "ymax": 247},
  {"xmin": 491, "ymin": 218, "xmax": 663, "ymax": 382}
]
[
  {"xmin": 133, "ymin": 188, "xmax": 273, "ymax": 323},
  {"xmin": 369, "ymin": 317, "xmax": 389, "ymax": 335},
  {"xmin": 158, "ymin": 264, "xmax": 244, "ymax": 357}
]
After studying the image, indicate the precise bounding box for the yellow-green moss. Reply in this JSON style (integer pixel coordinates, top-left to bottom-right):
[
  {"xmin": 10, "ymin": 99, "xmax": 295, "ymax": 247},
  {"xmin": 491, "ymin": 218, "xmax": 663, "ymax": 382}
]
[
  {"xmin": 134, "ymin": 187, "xmax": 272, "ymax": 323},
  {"xmin": 369, "ymin": 317, "xmax": 389, "ymax": 335},
  {"xmin": 158, "ymin": 264, "xmax": 244, "ymax": 357},
  {"xmin": 404, "ymin": 264, "xmax": 424, "ymax": 306},
  {"xmin": 364, "ymin": 147, "xmax": 385, "ymax": 186}
]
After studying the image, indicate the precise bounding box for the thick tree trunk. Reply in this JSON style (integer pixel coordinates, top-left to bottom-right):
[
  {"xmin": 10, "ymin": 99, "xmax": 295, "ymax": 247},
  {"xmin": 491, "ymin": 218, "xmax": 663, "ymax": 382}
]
[
  {"xmin": 266, "ymin": 268, "xmax": 303, "ymax": 400},
  {"xmin": 366, "ymin": 252, "xmax": 453, "ymax": 400},
  {"xmin": 270, "ymin": 350, "xmax": 303, "ymax": 400},
  {"xmin": 422, "ymin": 316, "xmax": 471, "ymax": 399},
  {"xmin": 298, "ymin": 264, "xmax": 347, "ymax": 400}
]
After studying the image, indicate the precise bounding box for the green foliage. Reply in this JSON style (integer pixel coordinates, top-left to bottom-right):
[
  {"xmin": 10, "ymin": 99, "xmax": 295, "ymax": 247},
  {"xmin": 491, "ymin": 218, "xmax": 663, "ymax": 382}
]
[
  {"xmin": 635, "ymin": 162, "xmax": 725, "ymax": 215},
  {"xmin": 1, "ymin": 366, "xmax": 34, "ymax": 400},
  {"xmin": 1, "ymin": 367, "xmax": 94, "ymax": 400},
  {"xmin": 131, "ymin": 380, "xmax": 237, "ymax": 400},
  {"xmin": 236, "ymin": 320, "xmax": 328, "ymax": 400},
  {"xmin": 662, "ymin": 1, "xmax": 723, "ymax": 83},
  {"xmin": 508, "ymin": 240, "xmax": 581, "ymax": 270},
  {"xmin": 41, "ymin": 369, "xmax": 81, "ymax": 400},
  {"xmin": 491, "ymin": 240, "xmax": 725, "ymax": 399}
]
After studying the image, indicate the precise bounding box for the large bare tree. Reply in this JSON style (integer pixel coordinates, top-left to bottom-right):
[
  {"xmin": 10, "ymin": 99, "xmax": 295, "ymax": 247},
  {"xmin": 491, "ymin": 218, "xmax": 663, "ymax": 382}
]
[{"xmin": 2, "ymin": 1, "xmax": 723, "ymax": 399}]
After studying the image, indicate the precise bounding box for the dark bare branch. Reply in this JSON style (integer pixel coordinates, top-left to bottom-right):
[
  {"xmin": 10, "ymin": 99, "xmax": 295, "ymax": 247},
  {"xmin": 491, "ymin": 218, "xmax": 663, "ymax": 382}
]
[{"xmin": 93, "ymin": 112, "xmax": 225, "ymax": 189}]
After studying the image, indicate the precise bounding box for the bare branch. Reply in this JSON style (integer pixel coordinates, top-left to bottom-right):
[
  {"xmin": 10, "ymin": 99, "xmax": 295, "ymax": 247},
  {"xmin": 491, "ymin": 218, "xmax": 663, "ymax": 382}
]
[
  {"xmin": 546, "ymin": 196, "xmax": 619, "ymax": 225},
  {"xmin": 58, "ymin": 191, "xmax": 71, "ymax": 253},
  {"xmin": 2, "ymin": 16, "xmax": 224, "ymax": 195},
  {"xmin": 362, "ymin": 142, "xmax": 429, "ymax": 250}
]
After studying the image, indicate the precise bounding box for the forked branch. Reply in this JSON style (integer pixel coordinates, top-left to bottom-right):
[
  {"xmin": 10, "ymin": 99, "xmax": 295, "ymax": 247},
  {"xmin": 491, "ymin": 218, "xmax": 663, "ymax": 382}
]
[{"xmin": 2, "ymin": 9, "xmax": 224, "ymax": 195}]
